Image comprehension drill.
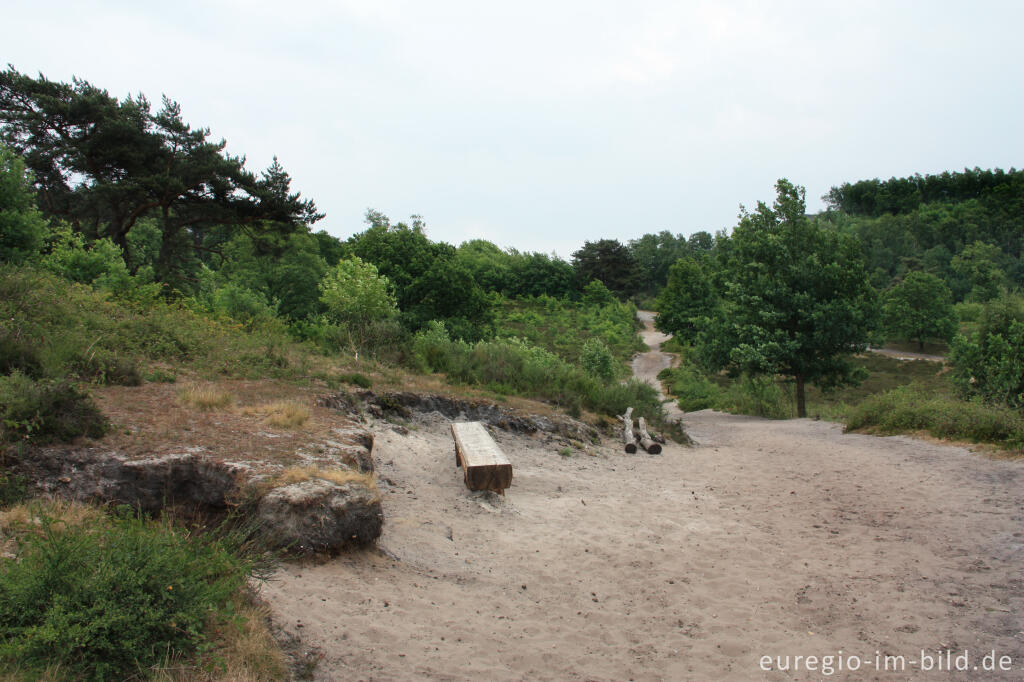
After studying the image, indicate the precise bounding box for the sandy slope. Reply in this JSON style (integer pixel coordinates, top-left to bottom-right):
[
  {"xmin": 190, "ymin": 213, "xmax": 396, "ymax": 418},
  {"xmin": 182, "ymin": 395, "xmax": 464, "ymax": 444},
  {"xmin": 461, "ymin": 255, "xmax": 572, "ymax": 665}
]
[{"xmin": 263, "ymin": 314, "xmax": 1023, "ymax": 681}]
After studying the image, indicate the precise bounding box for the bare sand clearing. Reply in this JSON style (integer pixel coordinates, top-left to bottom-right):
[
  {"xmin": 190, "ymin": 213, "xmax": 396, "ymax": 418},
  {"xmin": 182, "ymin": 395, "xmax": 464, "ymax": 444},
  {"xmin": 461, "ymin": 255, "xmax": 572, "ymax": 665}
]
[{"xmin": 263, "ymin": 313, "xmax": 1023, "ymax": 680}]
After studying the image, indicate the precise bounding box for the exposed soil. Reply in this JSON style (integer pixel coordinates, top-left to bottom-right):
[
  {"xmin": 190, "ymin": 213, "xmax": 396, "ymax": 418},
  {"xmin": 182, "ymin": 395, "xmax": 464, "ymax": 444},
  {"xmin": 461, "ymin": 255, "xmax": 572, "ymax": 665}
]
[{"xmin": 262, "ymin": 315, "xmax": 1024, "ymax": 680}]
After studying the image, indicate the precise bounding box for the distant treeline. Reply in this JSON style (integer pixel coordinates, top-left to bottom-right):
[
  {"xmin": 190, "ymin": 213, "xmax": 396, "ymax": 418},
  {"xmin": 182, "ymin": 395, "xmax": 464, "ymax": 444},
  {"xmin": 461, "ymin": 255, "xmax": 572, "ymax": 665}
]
[
  {"xmin": 824, "ymin": 167, "xmax": 1024, "ymax": 218},
  {"xmin": 819, "ymin": 168, "xmax": 1023, "ymax": 297}
]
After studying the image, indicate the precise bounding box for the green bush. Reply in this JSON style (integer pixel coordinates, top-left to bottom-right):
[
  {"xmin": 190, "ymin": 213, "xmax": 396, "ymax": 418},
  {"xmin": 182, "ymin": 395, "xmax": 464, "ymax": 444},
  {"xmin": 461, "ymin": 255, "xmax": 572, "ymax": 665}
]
[
  {"xmin": 949, "ymin": 297, "xmax": 1024, "ymax": 408},
  {"xmin": 662, "ymin": 366, "xmax": 721, "ymax": 412},
  {"xmin": 0, "ymin": 331, "xmax": 43, "ymax": 378},
  {"xmin": 68, "ymin": 350, "xmax": 142, "ymax": 386},
  {"xmin": 718, "ymin": 374, "xmax": 790, "ymax": 419},
  {"xmin": 0, "ymin": 509, "xmax": 262, "ymax": 680},
  {"xmin": 0, "ymin": 472, "xmax": 29, "ymax": 508},
  {"xmin": 411, "ymin": 323, "xmax": 666, "ymax": 422},
  {"xmin": 336, "ymin": 372, "xmax": 372, "ymax": 389},
  {"xmin": 580, "ymin": 338, "xmax": 617, "ymax": 383},
  {"xmin": 845, "ymin": 384, "xmax": 1024, "ymax": 449},
  {"xmin": 0, "ymin": 373, "xmax": 109, "ymax": 444}
]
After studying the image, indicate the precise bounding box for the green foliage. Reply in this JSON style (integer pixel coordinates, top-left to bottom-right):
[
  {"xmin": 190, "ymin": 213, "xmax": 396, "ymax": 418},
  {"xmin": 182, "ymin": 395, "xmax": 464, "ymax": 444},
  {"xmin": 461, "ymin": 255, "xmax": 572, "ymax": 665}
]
[
  {"xmin": 660, "ymin": 365, "xmax": 787, "ymax": 418},
  {"xmin": 410, "ymin": 326, "xmax": 663, "ymax": 421},
  {"xmin": 0, "ymin": 69, "xmax": 322, "ymax": 292},
  {"xmin": 0, "ymin": 509, "xmax": 263, "ymax": 680},
  {"xmin": 881, "ymin": 271, "xmax": 957, "ymax": 350},
  {"xmin": 660, "ymin": 365, "xmax": 719, "ymax": 412},
  {"xmin": 0, "ymin": 265, "xmax": 310, "ymax": 382},
  {"xmin": 349, "ymin": 212, "xmax": 494, "ymax": 340},
  {"xmin": 655, "ymin": 257, "xmax": 714, "ymax": 342},
  {"xmin": 0, "ymin": 145, "xmax": 46, "ymax": 265},
  {"xmin": 951, "ymin": 240, "xmax": 1007, "ymax": 302},
  {"xmin": 319, "ymin": 256, "xmax": 398, "ymax": 326},
  {"xmin": 493, "ymin": 295, "xmax": 643, "ymax": 370},
  {"xmin": 580, "ymin": 338, "xmax": 617, "ymax": 383},
  {"xmin": 845, "ymin": 384, "xmax": 1024, "ymax": 449},
  {"xmin": 580, "ymin": 279, "xmax": 615, "ymax": 306},
  {"xmin": 0, "ymin": 473, "xmax": 29, "ymax": 508},
  {"xmin": 335, "ymin": 372, "xmax": 373, "ymax": 389},
  {"xmin": 456, "ymin": 240, "xmax": 577, "ymax": 299},
  {"xmin": 572, "ymin": 238, "xmax": 641, "ymax": 297},
  {"xmin": 700, "ymin": 179, "xmax": 878, "ymax": 417},
  {"xmin": 627, "ymin": 230, "xmax": 694, "ymax": 294},
  {"xmin": 948, "ymin": 297, "xmax": 1024, "ymax": 408},
  {"xmin": 821, "ymin": 167, "xmax": 1023, "ymax": 297},
  {"xmin": 0, "ymin": 373, "xmax": 108, "ymax": 444}
]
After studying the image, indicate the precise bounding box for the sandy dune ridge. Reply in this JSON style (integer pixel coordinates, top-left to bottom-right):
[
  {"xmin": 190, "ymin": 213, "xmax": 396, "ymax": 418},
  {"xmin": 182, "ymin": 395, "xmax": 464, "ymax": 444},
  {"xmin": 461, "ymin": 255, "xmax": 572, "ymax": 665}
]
[{"xmin": 264, "ymin": 313, "xmax": 1023, "ymax": 680}]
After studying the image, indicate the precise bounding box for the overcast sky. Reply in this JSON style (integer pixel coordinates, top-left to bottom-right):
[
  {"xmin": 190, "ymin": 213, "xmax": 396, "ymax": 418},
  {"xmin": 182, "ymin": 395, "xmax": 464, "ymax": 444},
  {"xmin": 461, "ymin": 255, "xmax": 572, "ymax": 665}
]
[{"xmin": 6, "ymin": 0, "xmax": 1023, "ymax": 257}]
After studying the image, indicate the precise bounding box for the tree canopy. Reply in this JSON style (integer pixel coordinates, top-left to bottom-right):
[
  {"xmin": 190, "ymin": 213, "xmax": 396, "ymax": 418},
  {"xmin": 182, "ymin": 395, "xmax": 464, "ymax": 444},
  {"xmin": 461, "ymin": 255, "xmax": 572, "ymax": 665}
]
[
  {"xmin": 0, "ymin": 67, "xmax": 321, "ymax": 291},
  {"xmin": 881, "ymin": 271, "xmax": 957, "ymax": 350},
  {"xmin": 698, "ymin": 179, "xmax": 878, "ymax": 417}
]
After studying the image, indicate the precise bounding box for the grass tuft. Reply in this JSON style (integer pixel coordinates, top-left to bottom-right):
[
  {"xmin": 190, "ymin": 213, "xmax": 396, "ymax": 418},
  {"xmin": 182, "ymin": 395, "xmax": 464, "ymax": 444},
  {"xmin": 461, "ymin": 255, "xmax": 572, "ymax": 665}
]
[
  {"xmin": 274, "ymin": 465, "xmax": 377, "ymax": 492},
  {"xmin": 261, "ymin": 401, "xmax": 311, "ymax": 429},
  {"xmin": 178, "ymin": 385, "xmax": 235, "ymax": 411}
]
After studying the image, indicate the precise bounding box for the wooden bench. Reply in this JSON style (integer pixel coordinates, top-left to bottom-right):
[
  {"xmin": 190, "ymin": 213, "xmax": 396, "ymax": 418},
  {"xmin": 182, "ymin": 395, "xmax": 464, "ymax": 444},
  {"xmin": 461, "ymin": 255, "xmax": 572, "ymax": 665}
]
[{"xmin": 451, "ymin": 422, "xmax": 513, "ymax": 494}]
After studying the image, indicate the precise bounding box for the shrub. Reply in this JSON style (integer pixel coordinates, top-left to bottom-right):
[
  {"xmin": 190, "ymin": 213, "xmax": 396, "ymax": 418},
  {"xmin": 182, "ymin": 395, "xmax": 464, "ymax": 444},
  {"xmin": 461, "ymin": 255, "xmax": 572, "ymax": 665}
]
[
  {"xmin": 662, "ymin": 366, "xmax": 721, "ymax": 412},
  {"xmin": 0, "ymin": 330, "xmax": 43, "ymax": 378},
  {"xmin": 949, "ymin": 298, "xmax": 1024, "ymax": 408},
  {"xmin": 719, "ymin": 374, "xmax": 790, "ymax": 419},
  {"xmin": 0, "ymin": 473, "xmax": 29, "ymax": 508},
  {"xmin": 845, "ymin": 384, "xmax": 1024, "ymax": 449},
  {"xmin": 68, "ymin": 350, "xmax": 142, "ymax": 386},
  {"xmin": 336, "ymin": 372, "xmax": 372, "ymax": 389},
  {"xmin": 581, "ymin": 338, "xmax": 617, "ymax": 383},
  {"xmin": 0, "ymin": 373, "xmax": 108, "ymax": 444},
  {"xmin": 0, "ymin": 507, "xmax": 262, "ymax": 680}
]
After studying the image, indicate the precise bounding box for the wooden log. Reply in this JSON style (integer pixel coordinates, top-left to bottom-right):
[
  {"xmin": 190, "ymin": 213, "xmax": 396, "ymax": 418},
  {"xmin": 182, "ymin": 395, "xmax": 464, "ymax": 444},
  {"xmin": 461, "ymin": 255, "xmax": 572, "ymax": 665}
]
[
  {"xmin": 637, "ymin": 417, "xmax": 662, "ymax": 454},
  {"xmin": 451, "ymin": 422, "xmax": 513, "ymax": 494},
  {"xmin": 619, "ymin": 407, "xmax": 637, "ymax": 454}
]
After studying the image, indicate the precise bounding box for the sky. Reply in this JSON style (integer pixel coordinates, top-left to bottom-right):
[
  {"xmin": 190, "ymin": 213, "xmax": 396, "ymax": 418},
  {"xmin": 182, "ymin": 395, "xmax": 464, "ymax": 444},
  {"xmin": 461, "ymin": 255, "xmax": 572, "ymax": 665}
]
[{"xmin": 5, "ymin": 0, "xmax": 1023, "ymax": 258}]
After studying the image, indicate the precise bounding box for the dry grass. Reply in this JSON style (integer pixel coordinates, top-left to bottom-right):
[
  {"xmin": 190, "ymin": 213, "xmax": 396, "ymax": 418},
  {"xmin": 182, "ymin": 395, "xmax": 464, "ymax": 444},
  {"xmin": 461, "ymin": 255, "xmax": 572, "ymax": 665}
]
[
  {"xmin": 149, "ymin": 601, "xmax": 288, "ymax": 682},
  {"xmin": 274, "ymin": 465, "xmax": 377, "ymax": 492},
  {"xmin": 178, "ymin": 384, "xmax": 236, "ymax": 411},
  {"xmin": 0, "ymin": 500, "xmax": 104, "ymax": 543},
  {"xmin": 240, "ymin": 400, "xmax": 311, "ymax": 429}
]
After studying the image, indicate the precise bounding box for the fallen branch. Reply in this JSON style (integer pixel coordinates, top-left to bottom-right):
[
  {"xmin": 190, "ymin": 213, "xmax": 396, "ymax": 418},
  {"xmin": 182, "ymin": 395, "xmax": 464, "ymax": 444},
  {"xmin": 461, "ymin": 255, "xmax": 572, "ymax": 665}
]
[
  {"xmin": 637, "ymin": 417, "xmax": 662, "ymax": 454},
  {"xmin": 619, "ymin": 407, "xmax": 637, "ymax": 453}
]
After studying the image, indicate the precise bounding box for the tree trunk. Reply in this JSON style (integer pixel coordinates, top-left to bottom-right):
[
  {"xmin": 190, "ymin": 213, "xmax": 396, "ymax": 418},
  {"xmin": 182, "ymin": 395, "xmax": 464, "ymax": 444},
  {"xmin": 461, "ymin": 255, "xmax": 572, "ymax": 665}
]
[
  {"xmin": 918, "ymin": 338, "xmax": 925, "ymax": 352},
  {"xmin": 795, "ymin": 373, "xmax": 806, "ymax": 418}
]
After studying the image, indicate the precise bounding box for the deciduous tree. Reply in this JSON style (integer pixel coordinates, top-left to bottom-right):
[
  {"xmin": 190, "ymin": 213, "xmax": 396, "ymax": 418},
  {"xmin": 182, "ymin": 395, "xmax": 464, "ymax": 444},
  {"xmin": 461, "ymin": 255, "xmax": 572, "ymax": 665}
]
[{"xmin": 700, "ymin": 179, "xmax": 878, "ymax": 417}]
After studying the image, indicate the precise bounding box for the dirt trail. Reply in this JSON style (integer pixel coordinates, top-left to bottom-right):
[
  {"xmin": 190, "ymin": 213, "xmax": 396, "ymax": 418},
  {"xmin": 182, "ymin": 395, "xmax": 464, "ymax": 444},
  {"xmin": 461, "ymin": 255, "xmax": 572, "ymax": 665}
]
[{"xmin": 263, "ymin": 313, "xmax": 1024, "ymax": 681}]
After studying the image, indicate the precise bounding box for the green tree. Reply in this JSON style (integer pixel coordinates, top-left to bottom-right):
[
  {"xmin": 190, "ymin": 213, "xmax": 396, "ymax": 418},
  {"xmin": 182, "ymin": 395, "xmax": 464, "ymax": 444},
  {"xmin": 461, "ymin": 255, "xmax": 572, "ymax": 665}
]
[
  {"xmin": 881, "ymin": 271, "xmax": 957, "ymax": 350},
  {"xmin": 0, "ymin": 145, "xmax": 47, "ymax": 263},
  {"xmin": 0, "ymin": 69, "xmax": 322, "ymax": 291},
  {"xmin": 349, "ymin": 211, "xmax": 493, "ymax": 339},
  {"xmin": 580, "ymin": 279, "xmax": 615, "ymax": 307},
  {"xmin": 655, "ymin": 257, "xmax": 714, "ymax": 343},
  {"xmin": 319, "ymin": 256, "xmax": 398, "ymax": 328},
  {"xmin": 700, "ymin": 179, "xmax": 878, "ymax": 418},
  {"xmin": 951, "ymin": 240, "xmax": 1006, "ymax": 302},
  {"xmin": 949, "ymin": 298, "xmax": 1024, "ymax": 408},
  {"xmin": 572, "ymin": 238, "xmax": 641, "ymax": 298}
]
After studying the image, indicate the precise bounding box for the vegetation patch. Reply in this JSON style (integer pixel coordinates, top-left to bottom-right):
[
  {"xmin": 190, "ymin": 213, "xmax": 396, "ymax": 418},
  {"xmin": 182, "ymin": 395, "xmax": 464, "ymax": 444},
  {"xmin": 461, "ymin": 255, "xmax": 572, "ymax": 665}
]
[
  {"xmin": 178, "ymin": 385, "xmax": 235, "ymax": 411},
  {"xmin": 259, "ymin": 401, "xmax": 312, "ymax": 429},
  {"xmin": 273, "ymin": 465, "xmax": 377, "ymax": 492},
  {"xmin": 0, "ymin": 503, "xmax": 271, "ymax": 681},
  {"xmin": 0, "ymin": 373, "xmax": 109, "ymax": 444},
  {"xmin": 845, "ymin": 385, "xmax": 1024, "ymax": 452}
]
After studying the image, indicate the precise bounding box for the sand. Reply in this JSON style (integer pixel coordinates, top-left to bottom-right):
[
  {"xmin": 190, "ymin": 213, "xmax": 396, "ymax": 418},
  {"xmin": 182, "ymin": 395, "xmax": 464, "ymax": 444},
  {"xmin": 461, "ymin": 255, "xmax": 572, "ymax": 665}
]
[{"xmin": 263, "ymin": 314, "xmax": 1024, "ymax": 680}]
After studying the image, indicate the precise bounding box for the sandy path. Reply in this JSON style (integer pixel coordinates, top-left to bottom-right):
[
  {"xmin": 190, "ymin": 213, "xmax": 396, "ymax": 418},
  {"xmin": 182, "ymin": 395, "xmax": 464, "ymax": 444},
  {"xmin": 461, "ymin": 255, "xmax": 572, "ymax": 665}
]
[{"xmin": 263, "ymin": 314, "xmax": 1024, "ymax": 681}]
